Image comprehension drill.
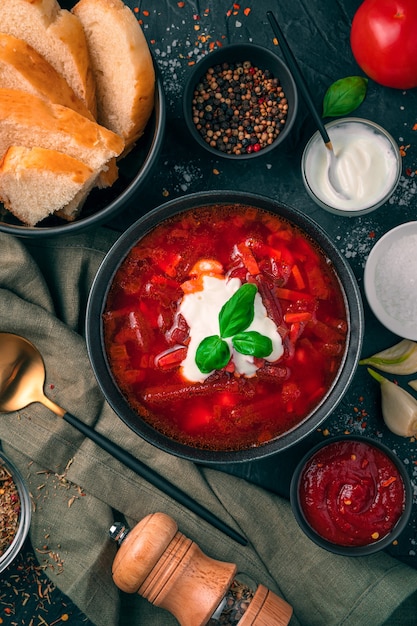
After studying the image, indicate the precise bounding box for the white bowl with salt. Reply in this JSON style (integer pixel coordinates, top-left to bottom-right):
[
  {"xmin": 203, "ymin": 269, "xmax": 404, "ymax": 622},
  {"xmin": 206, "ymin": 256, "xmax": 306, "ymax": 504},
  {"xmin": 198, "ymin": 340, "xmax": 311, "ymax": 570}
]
[{"xmin": 364, "ymin": 222, "xmax": 417, "ymax": 339}]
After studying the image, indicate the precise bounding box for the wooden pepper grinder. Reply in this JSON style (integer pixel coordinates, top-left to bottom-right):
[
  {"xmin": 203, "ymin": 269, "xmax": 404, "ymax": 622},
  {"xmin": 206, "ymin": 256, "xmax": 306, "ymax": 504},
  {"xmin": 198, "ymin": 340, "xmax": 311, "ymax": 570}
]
[{"xmin": 109, "ymin": 512, "xmax": 293, "ymax": 626}]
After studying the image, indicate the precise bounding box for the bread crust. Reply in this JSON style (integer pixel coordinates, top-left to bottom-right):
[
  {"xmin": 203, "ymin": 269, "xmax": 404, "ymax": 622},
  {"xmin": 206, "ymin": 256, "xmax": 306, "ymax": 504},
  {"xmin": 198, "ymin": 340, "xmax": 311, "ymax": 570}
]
[
  {"xmin": 0, "ymin": 0, "xmax": 97, "ymax": 116},
  {"xmin": 0, "ymin": 88, "xmax": 124, "ymax": 170},
  {"xmin": 73, "ymin": 0, "xmax": 155, "ymax": 151},
  {"xmin": 0, "ymin": 145, "xmax": 97, "ymax": 225},
  {"xmin": 0, "ymin": 0, "xmax": 156, "ymax": 225},
  {"xmin": 0, "ymin": 33, "xmax": 95, "ymax": 120}
]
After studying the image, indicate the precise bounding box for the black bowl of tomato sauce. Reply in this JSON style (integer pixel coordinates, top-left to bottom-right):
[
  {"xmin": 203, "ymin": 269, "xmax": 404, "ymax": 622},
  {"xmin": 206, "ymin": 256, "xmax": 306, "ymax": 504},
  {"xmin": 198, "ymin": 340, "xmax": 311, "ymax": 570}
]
[
  {"xmin": 86, "ymin": 191, "xmax": 364, "ymax": 463},
  {"xmin": 290, "ymin": 435, "xmax": 412, "ymax": 556}
]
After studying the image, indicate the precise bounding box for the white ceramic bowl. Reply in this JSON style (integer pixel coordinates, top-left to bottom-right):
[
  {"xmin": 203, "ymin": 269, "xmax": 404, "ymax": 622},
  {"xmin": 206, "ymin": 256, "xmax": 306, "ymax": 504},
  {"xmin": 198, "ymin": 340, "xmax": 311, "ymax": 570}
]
[
  {"xmin": 301, "ymin": 118, "xmax": 401, "ymax": 217},
  {"xmin": 364, "ymin": 222, "xmax": 417, "ymax": 339}
]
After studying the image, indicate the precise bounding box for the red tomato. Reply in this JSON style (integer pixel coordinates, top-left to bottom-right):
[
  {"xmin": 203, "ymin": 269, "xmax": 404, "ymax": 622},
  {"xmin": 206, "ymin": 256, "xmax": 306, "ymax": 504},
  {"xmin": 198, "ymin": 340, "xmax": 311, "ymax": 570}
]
[{"xmin": 350, "ymin": 0, "xmax": 417, "ymax": 89}]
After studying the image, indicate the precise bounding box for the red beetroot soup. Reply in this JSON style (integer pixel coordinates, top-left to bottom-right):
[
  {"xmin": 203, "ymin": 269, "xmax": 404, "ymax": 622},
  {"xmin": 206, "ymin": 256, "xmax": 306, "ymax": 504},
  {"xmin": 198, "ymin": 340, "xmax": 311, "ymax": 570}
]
[
  {"xmin": 298, "ymin": 439, "xmax": 406, "ymax": 547},
  {"xmin": 103, "ymin": 204, "xmax": 348, "ymax": 451}
]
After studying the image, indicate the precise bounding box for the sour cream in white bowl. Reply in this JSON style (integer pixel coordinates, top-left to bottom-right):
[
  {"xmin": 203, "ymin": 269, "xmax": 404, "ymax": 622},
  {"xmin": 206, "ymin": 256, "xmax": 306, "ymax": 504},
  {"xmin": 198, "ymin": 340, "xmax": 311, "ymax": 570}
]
[{"xmin": 301, "ymin": 118, "xmax": 401, "ymax": 216}]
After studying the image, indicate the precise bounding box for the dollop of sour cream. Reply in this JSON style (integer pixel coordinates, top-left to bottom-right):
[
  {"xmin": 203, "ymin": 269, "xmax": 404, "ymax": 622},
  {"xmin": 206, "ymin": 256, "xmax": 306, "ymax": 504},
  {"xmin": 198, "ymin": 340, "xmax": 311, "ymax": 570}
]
[
  {"xmin": 177, "ymin": 275, "xmax": 283, "ymax": 382},
  {"xmin": 304, "ymin": 121, "xmax": 399, "ymax": 212}
]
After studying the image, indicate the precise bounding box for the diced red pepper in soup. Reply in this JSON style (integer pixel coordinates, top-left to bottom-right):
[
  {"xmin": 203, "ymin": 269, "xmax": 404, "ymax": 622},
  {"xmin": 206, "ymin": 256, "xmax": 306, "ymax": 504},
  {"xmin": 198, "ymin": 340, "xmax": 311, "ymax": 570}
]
[{"xmin": 103, "ymin": 205, "xmax": 348, "ymax": 451}]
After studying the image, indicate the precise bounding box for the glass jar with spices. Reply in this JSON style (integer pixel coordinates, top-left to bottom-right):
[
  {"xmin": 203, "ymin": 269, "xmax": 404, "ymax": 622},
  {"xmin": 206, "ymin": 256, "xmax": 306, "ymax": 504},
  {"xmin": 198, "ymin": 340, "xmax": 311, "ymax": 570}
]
[
  {"xmin": 0, "ymin": 450, "xmax": 32, "ymax": 572},
  {"xmin": 109, "ymin": 512, "xmax": 293, "ymax": 625}
]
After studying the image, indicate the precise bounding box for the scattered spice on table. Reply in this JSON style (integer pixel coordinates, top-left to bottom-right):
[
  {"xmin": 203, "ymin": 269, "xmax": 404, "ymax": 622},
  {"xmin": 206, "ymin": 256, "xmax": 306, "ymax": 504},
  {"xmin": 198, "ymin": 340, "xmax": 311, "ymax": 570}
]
[
  {"xmin": 31, "ymin": 458, "xmax": 86, "ymax": 516},
  {"xmin": 191, "ymin": 60, "xmax": 288, "ymax": 155},
  {"xmin": 0, "ymin": 461, "xmax": 20, "ymax": 557},
  {"xmin": 0, "ymin": 545, "xmax": 94, "ymax": 625}
]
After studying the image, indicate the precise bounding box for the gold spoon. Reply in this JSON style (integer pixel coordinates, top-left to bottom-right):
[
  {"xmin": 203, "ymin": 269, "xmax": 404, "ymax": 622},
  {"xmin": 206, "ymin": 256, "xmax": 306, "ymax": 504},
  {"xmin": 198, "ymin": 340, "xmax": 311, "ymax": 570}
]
[
  {"xmin": 0, "ymin": 332, "xmax": 247, "ymax": 545},
  {"xmin": 0, "ymin": 332, "xmax": 67, "ymax": 416}
]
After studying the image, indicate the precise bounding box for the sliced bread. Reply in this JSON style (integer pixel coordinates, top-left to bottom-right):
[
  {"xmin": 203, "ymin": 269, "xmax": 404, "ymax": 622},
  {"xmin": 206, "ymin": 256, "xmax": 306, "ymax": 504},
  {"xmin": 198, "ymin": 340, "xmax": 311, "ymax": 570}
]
[
  {"xmin": 0, "ymin": 146, "xmax": 97, "ymax": 226},
  {"xmin": 0, "ymin": 33, "xmax": 94, "ymax": 121},
  {"xmin": 0, "ymin": 0, "xmax": 97, "ymax": 116},
  {"xmin": 73, "ymin": 0, "xmax": 155, "ymax": 152},
  {"xmin": 0, "ymin": 89, "xmax": 124, "ymax": 172}
]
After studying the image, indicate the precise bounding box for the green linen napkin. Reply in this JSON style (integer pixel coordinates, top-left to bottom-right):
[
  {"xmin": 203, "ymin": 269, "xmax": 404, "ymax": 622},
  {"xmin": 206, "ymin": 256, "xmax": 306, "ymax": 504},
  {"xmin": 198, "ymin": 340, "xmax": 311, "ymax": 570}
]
[{"xmin": 0, "ymin": 229, "xmax": 416, "ymax": 626}]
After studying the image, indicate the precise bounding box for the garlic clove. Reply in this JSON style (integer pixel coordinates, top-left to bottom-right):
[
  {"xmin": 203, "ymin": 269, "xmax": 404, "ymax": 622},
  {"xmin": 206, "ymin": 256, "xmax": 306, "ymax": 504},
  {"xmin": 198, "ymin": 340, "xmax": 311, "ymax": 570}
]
[
  {"xmin": 368, "ymin": 368, "xmax": 417, "ymax": 437},
  {"xmin": 360, "ymin": 339, "xmax": 417, "ymax": 375}
]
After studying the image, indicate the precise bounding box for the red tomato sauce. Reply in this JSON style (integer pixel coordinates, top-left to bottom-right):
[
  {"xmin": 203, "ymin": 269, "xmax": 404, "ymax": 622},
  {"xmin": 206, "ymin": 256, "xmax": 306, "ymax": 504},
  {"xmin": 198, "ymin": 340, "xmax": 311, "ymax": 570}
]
[
  {"xmin": 298, "ymin": 439, "xmax": 406, "ymax": 547},
  {"xmin": 103, "ymin": 204, "xmax": 348, "ymax": 450}
]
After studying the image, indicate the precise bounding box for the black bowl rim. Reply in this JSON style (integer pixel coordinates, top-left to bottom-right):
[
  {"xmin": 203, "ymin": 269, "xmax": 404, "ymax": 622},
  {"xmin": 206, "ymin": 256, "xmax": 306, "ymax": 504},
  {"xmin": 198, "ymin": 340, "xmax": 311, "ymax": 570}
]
[
  {"xmin": 289, "ymin": 434, "xmax": 413, "ymax": 556},
  {"xmin": 182, "ymin": 43, "xmax": 299, "ymax": 160},
  {"xmin": 86, "ymin": 190, "xmax": 364, "ymax": 464},
  {"xmin": 0, "ymin": 450, "xmax": 32, "ymax": 572},
  {"xmin": 0, "ymin": 70, "xmax": 166, "ymax": 239}
]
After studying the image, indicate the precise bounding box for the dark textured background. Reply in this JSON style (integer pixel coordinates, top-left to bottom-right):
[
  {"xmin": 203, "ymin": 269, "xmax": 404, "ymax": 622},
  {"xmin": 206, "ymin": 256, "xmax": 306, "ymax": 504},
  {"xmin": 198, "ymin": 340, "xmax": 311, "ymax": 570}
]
[{"xmin": 2, "ymin": 0, "xmax": 417, "ymax": 622}]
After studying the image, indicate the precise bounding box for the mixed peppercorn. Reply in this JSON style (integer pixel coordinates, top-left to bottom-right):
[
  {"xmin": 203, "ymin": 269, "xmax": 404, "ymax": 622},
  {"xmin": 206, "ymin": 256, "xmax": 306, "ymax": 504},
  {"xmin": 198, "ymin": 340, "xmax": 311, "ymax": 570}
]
[
  {"xmin": 208, "ymin": 579, "xmax": 254, "ymax": 625},
  {"xmin": 191, "ymin": 60, "xmax": 288, "ymax": 155}
]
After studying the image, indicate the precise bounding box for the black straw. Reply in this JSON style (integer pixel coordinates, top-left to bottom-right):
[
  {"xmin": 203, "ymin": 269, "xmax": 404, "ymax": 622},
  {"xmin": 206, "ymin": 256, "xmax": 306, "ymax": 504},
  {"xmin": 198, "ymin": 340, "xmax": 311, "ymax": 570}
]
[
  {"xmin": 266, "ymin": 11, "xmax": 332, "ymax": 148},
  {"xmin": 63, "ymin": 411, "xmax": 248, "ymax": 546}
]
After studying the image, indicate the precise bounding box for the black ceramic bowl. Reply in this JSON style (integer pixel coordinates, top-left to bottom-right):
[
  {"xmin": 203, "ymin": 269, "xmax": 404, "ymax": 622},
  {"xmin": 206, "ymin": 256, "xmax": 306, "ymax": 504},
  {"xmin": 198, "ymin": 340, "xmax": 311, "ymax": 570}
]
[
  {"xmin": 0, "ymin": 451, "xmax": 32, "ymax": 573},
  {"xmin": 86, "ymin": 191, "xmax": 364, "ymax": 464},
  {"xmin": 290, "ymin": 435, "xmax": 412, "ymax": 556},
  {"xmin": 183, "ymin": 44, "xmax": 298, "ymax": 160},
  {"xmin": 0, "ymin": 65, "xmax": 165, "ymax": 238}
]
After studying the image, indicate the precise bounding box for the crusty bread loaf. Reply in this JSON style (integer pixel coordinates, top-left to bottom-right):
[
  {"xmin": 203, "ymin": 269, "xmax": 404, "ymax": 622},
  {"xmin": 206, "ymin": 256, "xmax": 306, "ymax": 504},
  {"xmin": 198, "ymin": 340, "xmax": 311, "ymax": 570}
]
[
  {"xmin": 0, "ymin": 0, "xmax": 156, "ymax": 226},
  {"xmin": 0, "ymin": 33, "xmax": 94, "ymax": 121},
  {"xmin": 73, "ymin": 0, "xmax": 155, "ymax": 152},
  {"xmin": 0, "ymin": 0, "xmax": 97, "ymax": 116},
  {"xmin": 0, "ymin": 146, "xmax": 97, "ymax": 225},
  {"xmin": 0, "ymin": 89, "xmax": 124, "ymax": 172}
]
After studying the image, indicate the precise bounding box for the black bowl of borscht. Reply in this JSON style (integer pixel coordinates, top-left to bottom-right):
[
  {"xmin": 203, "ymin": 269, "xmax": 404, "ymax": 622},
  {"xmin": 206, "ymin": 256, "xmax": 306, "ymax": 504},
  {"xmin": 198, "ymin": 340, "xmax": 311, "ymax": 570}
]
[
  {"xmin": 86, "ymin": 191, "xmax": 364, "ymax": 463},
  {"xmin": 290, "ymin": 435, "xmax": 412, "ymax": 556}
]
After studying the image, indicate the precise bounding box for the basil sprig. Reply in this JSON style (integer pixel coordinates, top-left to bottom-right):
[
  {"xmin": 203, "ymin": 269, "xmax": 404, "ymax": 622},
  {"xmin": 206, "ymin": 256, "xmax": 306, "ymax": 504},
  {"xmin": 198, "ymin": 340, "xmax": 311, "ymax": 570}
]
[
  {"xmin": 322, "ymin": 76, "xmax": 368, "ymax": 118},
  {"xmin": 196, "ymin": 335, "xmax": 230, "ymax": 374},
  {"xmin": 195, "ymin": 283, "xmax": 273, "ymax": 374},
  {"xmin": 219, "ymin": 283, "xmax": 257, "ymax": 337},
  {"xmin": 232, "ymin": 331, "xmax": 273, "ymax": 357}
]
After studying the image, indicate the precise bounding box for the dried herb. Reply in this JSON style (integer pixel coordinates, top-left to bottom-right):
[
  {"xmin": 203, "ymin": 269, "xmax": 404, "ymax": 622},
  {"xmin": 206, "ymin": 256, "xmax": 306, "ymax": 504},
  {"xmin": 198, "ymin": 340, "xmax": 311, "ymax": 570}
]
[
  {"xmin": 322, "ymin": 76, "xmax": 368, "ymax": 117},
  {"xmin": 0, "ymin": 461, "xmax": 20, "ymax": 556},
  {"xmin": 0, "ymin": 544, "xmax": 95, "ymax": 624}
]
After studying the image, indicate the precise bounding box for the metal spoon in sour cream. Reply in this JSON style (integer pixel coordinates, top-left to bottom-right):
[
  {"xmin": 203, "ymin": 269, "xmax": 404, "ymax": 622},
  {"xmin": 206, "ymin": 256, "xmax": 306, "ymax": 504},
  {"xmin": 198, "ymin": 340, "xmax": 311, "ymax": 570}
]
[{"xmin": 303, "ymin": 119, "xmax": 400, "ymax": 214}]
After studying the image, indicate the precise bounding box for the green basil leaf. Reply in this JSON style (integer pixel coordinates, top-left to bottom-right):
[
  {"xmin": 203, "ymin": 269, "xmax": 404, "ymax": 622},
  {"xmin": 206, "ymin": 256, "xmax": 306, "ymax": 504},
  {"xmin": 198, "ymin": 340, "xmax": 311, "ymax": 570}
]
[
  {"xmin": 322, "ymin": 76, "xmax": 368, "ymax": 118},
  {"xmin": 232, "ymin": 331, "xmax": 273, "ymax": 358},
  {"xmin": 219, "ymin": 283, "xmax": 257, "ymax": 338},
  {"xmin": 195, "ymin": 335, "xmax": 230, "ymax": 373}
]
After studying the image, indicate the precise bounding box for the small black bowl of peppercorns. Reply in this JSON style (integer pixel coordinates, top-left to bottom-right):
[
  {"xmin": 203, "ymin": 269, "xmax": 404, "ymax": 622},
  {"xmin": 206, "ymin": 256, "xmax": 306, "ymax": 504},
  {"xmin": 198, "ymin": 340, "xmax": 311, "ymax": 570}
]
[{"xmin": 183, "ymin": 43, "xmax": 298, "ymax": 159}]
